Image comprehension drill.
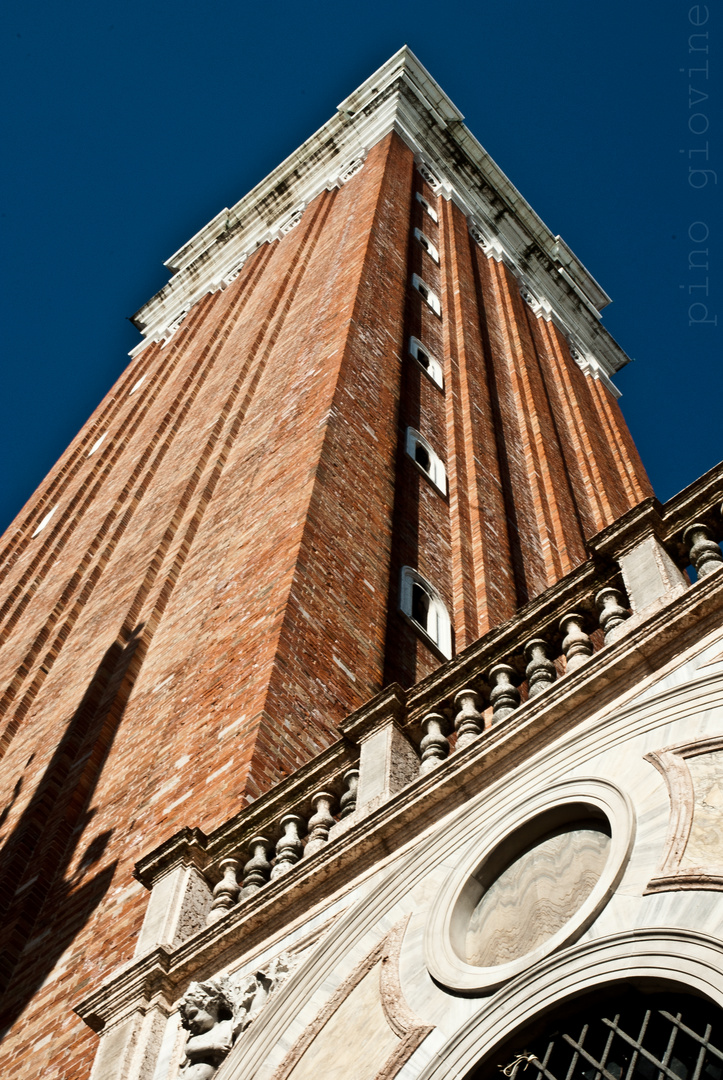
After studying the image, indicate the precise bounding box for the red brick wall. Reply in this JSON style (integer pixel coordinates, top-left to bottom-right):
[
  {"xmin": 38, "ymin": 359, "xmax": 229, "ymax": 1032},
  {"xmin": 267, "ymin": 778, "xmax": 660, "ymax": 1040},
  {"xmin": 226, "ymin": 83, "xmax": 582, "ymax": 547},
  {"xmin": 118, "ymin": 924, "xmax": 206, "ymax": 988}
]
[{"xmin": 0, "ymin": 132, "xmax": 652, "ymax": 1077}]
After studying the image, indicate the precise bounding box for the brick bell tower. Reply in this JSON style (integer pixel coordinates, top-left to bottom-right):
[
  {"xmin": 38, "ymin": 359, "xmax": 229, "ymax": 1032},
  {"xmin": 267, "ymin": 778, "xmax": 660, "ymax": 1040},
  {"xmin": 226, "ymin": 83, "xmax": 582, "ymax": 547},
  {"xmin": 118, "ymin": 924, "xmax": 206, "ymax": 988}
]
[{"xmin": 0, "ymin": 48, "xmax": 651, "ymax": 1076}]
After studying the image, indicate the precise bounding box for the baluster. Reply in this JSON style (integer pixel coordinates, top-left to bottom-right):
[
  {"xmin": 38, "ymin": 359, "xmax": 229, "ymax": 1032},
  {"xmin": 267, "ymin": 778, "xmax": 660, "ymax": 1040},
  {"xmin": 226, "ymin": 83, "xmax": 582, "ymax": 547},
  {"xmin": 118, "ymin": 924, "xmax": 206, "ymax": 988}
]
[
  {"xmin": 524, "ymin": 638, "xmax": 556, "ymax": 698},
  {"xmin": 559, "ymin": 612, "xmax": 593, "ymax": 674},
  {"xmin": 240, "ymin": 836, "xmax": 272, "ymax": 899},
  {"xmin": 684, "ymin": 522, "xmax": 723, "ymax": 578},
  {"xmin": 270, "ymin": 814, "xmax": 304, "ymax": 880},
  {"xmin": 304, "ymin": 791, "xmax": 336, "ymax": 857},
  {"xmin": 206, "ymin": 857, "xmax": 240, "ymax": 924},
  {"xmin": 596, "ymin": 587, "xmax": 629, "ymax": 641},
  {"xmin": 488, "ymin": 663, "xmax": 521, "ymax": 722},
  {"xmin": 419, "ymin": 712, "xmax": 450, "ymax": 774},
  {"xmin": 339, "ymin": 768, "xmax": 359, "ymax": 819},
  {"xmin": 453, "ymin": 688, "xmax": 485, "ymax": 750}
]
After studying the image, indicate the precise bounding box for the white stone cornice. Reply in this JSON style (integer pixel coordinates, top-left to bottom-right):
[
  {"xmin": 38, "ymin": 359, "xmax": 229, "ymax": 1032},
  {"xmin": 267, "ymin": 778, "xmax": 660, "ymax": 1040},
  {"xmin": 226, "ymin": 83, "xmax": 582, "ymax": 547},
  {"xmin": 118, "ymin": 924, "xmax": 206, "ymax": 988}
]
[{"xmin": 130, "ymin": 46, "xmax": 630, "ymax": 380}]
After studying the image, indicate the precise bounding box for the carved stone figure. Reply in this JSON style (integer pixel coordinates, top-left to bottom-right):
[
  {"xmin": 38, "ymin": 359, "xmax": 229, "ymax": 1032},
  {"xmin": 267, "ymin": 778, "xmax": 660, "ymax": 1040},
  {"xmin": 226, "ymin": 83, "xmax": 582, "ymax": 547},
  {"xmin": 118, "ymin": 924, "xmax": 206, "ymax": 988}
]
[
  {"xmin": 178, "ymin": 954, "xmax": 295, "ymax": 1078},
  {"xmin": 178, "ymin": 981, "xmax": 234, "ymax": 1080}
]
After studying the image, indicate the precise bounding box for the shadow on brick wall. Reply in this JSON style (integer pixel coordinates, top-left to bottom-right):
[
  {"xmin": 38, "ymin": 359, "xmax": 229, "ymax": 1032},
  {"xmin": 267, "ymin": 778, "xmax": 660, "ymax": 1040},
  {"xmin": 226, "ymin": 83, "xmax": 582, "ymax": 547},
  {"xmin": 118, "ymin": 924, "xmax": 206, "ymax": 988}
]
[{"xmin": 0, "ymin": 628, "xmax": 144, "ymax": 1038}]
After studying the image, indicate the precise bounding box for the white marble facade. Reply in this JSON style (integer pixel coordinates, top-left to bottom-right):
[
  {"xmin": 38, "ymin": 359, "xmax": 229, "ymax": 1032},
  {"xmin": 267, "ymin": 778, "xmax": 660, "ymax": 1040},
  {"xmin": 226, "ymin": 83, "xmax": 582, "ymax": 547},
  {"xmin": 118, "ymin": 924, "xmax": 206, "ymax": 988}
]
[{"xmin": 82, "ymin": 595, "xmax": 723, "ymax": 1080}]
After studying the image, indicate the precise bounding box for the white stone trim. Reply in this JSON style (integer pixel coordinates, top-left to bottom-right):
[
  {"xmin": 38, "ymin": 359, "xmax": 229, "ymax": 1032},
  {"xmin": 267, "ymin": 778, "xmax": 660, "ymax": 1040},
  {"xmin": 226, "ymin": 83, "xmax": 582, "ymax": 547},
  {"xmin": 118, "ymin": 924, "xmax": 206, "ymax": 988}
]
[
  {"xmin": 415, "ymin": 929, "xmax": 723, "ymax": 1080},
  {"xmin": 424, "ymin": 778, "xmax": 635, "ymax": 992},
  {"xmin": 128, "ymin": 48, "xmax": 629, "ymax": 380}
]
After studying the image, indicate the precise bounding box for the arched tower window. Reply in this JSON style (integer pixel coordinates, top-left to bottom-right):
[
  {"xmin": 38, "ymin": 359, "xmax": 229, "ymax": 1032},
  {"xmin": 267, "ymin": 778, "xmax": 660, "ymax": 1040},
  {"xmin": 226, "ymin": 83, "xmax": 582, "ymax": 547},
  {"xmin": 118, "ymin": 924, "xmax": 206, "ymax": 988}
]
[
  {"xmin": 399, "ymin": 567, "xmax": 452, "ymax": 658},
  {"xmin": 471, "ymin": 987, "xmax": 723, "ymax": 1080},
  {"xmin": 411, "ymin": 273, "xmax": 441, "ymax": 315},
  {"xmin": 413, "ymin": 227, "xmax": 440, "ymax": 263},
  {"xmin": 405, "ymin": 427, "xmax": 446, "ymax": 494},
  {"xmin": 416, "ymin": 191, "xmax": 438, "ymax": 222},
  {"xmin": 408, "ymin": 337, "xmax": 444, "ymax": 389}
]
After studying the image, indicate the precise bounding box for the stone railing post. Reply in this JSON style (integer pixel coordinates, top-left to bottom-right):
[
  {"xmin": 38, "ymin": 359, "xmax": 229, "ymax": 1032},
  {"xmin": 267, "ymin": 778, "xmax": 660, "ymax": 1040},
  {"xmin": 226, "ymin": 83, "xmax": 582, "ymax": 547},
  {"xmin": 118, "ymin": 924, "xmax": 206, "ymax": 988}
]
[
  {"xmin": 684, "ymin": 522, "xmax": 723, "ymax": 578},
  {"xmin": 419, "ymin": 712, "xmax": 450, "ymax": 773},
  {"xmin": 453, "ymin": 688, "xmax": 485, "ymax": 750},
  {"xmin": 337, "ymin": 685, "xmax": 417, "ymax": 817},
  {"xmin": 488, "ymin": 663, "xmax": 521, "ymax": 723},
  {"xmin": 271, "ymin": 815, "xmax": 304, "ymax": 880},
  {"xmin": 206, "ymin": 857, "xmax": 241, "ymax": 924},
  {"xmin": 338, "ymin": 768, "xmax": 359, "ymax": 819},
  {"xmin": 596, "ymin": 586, "xmax": 629, "ymax": 642},
  {"xmin": 559, "ymin": 613, "xmax": 593, "ymax": 674},
  {"xmin": 240, "ymin": 836, "xmax": 272, "ymax": 898},
  {"xmin": 524, "ymin": 638, "xmax": 556, "ymax": 698},
  {"xmin": 304, "ymin": 792, "xmax": 336, "ymax": 857},
  {"xmin": 133, "ymin": 829, "xmax": 212, "ymax": 955},
  {"xmin": 589, "ymin": 502, "xmax": 688, "ymax": 616}
]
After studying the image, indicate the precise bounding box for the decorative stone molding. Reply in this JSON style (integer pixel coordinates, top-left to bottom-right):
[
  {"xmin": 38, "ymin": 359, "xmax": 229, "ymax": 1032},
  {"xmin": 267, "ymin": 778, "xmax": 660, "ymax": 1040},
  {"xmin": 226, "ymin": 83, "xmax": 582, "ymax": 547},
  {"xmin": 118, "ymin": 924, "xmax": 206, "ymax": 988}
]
[
  {"xmin": 416, "ymin": 161, "xmax": 441, "ymax": 191},
  {"xmin": 424, "ymin": 778, "xmax": 635, "ymax": 992},
  {"xmin": 268, "ymin": 917, "xmax": 433, "ymax": 1080},
  {"xmin": 222, "ymin": 256, "xmax": 248, "ymax": 286},
  {"xmin": 338, "ymin": 156, "xmax": 366, "ymax": 184},
  {"xmin": 178, "ymin": 953, "xmax": 295, "ymax": 1078},
  {"xmin": 415, "ymin": 929, "xmax": 723, "ymax": 1080},
  {"xmin": 130, "ymin": 47, "xmax": 629, "ymax": 383},
  {"xmin": 645, "ymin": 735, "xmax": 723, "ymax": 892}
]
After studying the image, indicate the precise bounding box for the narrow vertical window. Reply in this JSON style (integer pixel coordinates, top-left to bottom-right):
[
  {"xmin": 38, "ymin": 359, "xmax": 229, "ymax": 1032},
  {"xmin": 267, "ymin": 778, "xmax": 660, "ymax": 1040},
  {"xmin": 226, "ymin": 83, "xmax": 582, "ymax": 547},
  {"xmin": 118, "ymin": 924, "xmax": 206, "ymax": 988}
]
[
  {"xmin": 405, "ymin": 428, "xmax": 447, "ymax": 494},
  {"xmin": 416, "ymin": 191, "xmax": 438, "ymax": 223},
  {"xmin": 32, "ymin": 506, "xmax": 57, "ymax": 538},
  {"xmin": 411, "ymin": 274, "xmax": 441, "ymax": 315},
  {"xmin": 413, "ymin": 228, "xmax": 440, "ymax": 264},
  {"xmin": 409, "ymin": 337, "xmax": 444, "ymax": 390},
  {"xmin": 399, "ymin": 567, "xmax": 452, "ymax": 659},
  {"xmin": 88, "ymin": 432, "xmax": 107, "ymax": 456}
]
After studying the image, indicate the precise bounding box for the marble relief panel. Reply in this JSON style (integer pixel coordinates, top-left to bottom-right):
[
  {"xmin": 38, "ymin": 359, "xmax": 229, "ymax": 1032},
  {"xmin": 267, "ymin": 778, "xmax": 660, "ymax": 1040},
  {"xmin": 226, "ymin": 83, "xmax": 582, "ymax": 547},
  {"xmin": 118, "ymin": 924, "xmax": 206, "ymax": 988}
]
[
  {"xmin": 646, "ymin": 735, "xmax": 723, "ymax": 891},
  {"xmin": 270, "ymin": 917, "xmax": 433, "ymax": 1080}
]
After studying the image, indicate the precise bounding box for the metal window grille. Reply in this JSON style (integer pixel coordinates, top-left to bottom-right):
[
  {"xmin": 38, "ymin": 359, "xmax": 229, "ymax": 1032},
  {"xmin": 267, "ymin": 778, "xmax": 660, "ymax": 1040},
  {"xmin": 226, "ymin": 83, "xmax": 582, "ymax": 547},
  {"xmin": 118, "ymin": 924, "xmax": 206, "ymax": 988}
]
[{"xmin": 487, "ymin": 993, "xmax": 723, "ymax": 1080}]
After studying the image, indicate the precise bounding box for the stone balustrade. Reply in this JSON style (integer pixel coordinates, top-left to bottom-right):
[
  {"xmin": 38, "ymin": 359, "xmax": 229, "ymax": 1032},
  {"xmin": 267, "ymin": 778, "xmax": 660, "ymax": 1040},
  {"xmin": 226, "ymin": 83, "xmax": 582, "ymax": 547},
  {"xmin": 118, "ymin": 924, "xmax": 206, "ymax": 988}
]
[
  {"xmin": 204, "ymin": 766, "xmax": 359, "ymax": 925},
  {"xmin": 133, "ymin": 483, "xmax": 723, "ymax": 953}
]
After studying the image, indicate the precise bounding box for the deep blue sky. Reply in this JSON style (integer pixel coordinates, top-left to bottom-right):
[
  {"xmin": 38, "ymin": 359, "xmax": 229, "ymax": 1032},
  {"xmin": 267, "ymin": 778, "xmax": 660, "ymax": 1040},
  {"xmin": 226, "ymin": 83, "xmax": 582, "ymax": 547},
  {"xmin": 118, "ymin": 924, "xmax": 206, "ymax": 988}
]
[{"xmin": 1, "ymin": 1, "xmax": 720, "ymax": 535}]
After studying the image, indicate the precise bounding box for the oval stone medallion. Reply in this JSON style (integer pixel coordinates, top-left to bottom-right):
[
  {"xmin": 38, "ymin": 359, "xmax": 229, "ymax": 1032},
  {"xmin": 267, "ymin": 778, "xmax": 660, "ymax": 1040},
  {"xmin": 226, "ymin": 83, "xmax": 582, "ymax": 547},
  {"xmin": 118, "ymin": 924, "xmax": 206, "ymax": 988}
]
[{"xmin": 465, "ymin": 821, "xmax": 611, "ymax": 968}]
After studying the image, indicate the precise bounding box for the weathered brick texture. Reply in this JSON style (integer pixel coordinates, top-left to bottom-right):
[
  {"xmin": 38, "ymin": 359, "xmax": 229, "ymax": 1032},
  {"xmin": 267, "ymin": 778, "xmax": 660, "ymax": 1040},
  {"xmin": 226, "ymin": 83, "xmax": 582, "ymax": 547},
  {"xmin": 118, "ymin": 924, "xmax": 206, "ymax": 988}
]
[{"xmin": 0, "ymin": 131, "xmax": 651, "ymax": 1076}]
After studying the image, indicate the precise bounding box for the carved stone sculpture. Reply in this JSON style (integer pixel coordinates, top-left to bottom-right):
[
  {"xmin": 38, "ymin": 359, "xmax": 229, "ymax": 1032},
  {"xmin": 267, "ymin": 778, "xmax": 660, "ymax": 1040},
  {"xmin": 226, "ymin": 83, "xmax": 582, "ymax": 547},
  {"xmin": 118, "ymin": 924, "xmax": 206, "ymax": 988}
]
[
  {"xmin": 178, "ymin": 981, "xmax": 235, "ymax": 1079},
  {"xmin": 178, "ymin": 954, "xmax": 295, "ymax": 1078}
]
